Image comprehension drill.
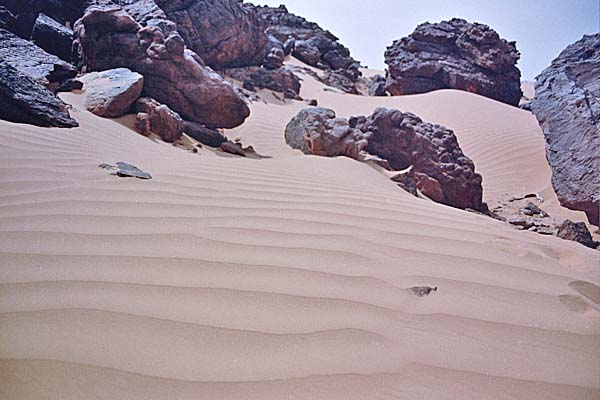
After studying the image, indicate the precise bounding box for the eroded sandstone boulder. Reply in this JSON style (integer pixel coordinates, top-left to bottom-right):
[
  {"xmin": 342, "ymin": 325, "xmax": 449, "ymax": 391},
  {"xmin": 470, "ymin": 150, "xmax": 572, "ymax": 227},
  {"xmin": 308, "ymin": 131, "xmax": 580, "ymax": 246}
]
[
  {"xmin": 184, "ymin": 120, "xmax": 227, "ymax": 147},
  {"xmin": 384, "ymin": 18, "xmax": 522, "ymax": 106},
  {"xmin": 285, "ymin": 107, "xmax": 485, "ymax": 211},
  {"xmin": 154, "ymin": 0, "xmax": 268, "ymax": 69},
  {"xmin": 530, "ymin": 34, "xmax": 600, "ymax": 226},
  {"xmin": 0, "ymin": 61, "xmax": 78, "ymax": 127},
  {"xmin": 79, "ymin": 68, "xmax": 143, "ymax": 117},
  {"xmin": 134, "ymin": 97, "xmax": 184, "ymax": 143},
  {"xmin": 74, "ymin": 0, "xmax": 250, "ymax": 128}
]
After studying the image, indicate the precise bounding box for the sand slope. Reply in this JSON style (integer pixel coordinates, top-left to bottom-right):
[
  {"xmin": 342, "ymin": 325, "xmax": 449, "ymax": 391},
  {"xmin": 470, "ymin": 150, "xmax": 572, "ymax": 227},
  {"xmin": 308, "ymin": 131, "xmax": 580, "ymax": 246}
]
[{"xmin": 0, "ymin": 69, "xmax": 599, "ymax": 399}]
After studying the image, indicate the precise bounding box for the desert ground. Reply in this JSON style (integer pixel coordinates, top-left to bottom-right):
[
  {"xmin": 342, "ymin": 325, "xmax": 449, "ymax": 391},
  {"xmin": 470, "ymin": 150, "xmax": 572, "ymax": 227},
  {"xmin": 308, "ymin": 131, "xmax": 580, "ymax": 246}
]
[{"xmin": 1, "ymin": 62, "xmax": 599, "ymax": 399}]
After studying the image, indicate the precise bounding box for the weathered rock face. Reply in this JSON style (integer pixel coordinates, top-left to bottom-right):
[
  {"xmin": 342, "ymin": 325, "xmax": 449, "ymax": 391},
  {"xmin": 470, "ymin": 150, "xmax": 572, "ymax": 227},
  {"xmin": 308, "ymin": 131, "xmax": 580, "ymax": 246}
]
[
  {"xmin": 0, "ymin": 28, "xmax": 77, "ymax": 89},
  {"xmin": 1, "ymin": 0, "xmax": 42, "ymax": 38},
  {"xmin": 154, "ymin": 0, "xmax": 268, "ymax": 69},
  {"xmin": 359, "ymin": 108, "xmax": 485, "ymax": 210},
  {"xmin": 384, "ymin": 18, "xmax": 522, "ymax": 106},
  {"xmin": 134, "ymin": 97, "xmax": 184, "ymax": 143},
  {"xmin": 31, "ymin": 13, "xmax": 74, "ymax": 62},
  {"xmin": 530, "ymin": 34, "xmax": 600, "ymax": 226},
  {"xmin": 221, "ymin": 66, "xmax": 301, "ymax": 99},
  {"xmin": 368, "ymin": 74, "xmax": 388, "ymax": 97},
  {"xmin": 285, "ymin": 107, "xmax": 485, "ymax": 211},
  {"xmin": 79, "ymin": 68, "xmax": 144, "ymax": 117},
  {"xmin": 73, "ymin": 0, "xmax": 250, "ymax": 128},
  {"xmin": 248, "ymin": 4, "xmax": 362, "ymax": 94},
  {"xmin": 285, "ymin": 108, "xmax": 369, "ymax": 158},
  {"xmin": 557, "ymin": 220, "xmax": 599, "ymax": 249},
  {"xmin": 0, "ymin": 61, "xmax": 78, "ymax": 127}
]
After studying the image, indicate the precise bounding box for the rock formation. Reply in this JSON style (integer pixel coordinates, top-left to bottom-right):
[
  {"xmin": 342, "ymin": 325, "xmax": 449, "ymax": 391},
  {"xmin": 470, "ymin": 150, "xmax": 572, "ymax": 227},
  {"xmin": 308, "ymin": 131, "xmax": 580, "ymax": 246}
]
[
  {"xmin": 134, "ymin": 97, "xmax": 184, "ymax": 143},
  {"xmin": 31, "ymin": 13, "xmax": 75, "ymax": 62},
  {"xmin": 221, "ymin": 66, "xmax": 301, "ymax": 99},
  {"xmin": 73, "ymin": 0, "xmax": 250, "ymax": 128},
  {"xmin": 0, "ymin": 62, "xmax": 78, "ymax": 127},
  {"xmin": 557, "ymin": 220, "xmax": 599, "ymax": 249},
  {"xmin": 384, "ymin": 18, "xmax": 522, "ymax": 106},
  {"xmin": 530, "ymin": 34, "xmax": 600, "ymax": 226},
  {"xmin": 79, "ymin": 68, "xmax": 144, "ymax": 117},
  {"xmin": 0, "ymin": 28, "xmax": 77, "ymax": 89},
  {"xmin": 154, "ymin": 0, "xmax": 268, "ymax": 69},
  {"xmin": 285, "ymin": 107, "xmax": 485, "ymax": 211},
  {"xmin": 248, "ymin": 4, "xmax": 363, "ymax": 94}
]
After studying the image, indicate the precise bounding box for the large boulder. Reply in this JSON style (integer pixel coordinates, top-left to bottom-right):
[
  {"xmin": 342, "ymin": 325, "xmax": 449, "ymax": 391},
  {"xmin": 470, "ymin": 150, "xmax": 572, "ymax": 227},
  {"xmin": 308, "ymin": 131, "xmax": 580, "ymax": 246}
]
[
  {"xmin": 384, "ymin": 18, "xmax": 522, "ymax": 106},
  {"xmin": 31, "ymin": 13, "xmax": 74, "ymax": 62},
  {"xmin": 134, "ymin": 96, "xmax": 184, "ymax": 143},
  {"xmin": 154, "ymin": 0, "xmax": 268, "ymax": 69},
  {"xmin": 0, "ymin": 61, "xmax": 78, "ymax": 127},
  {"xmin": 0, "ymin": 27, "xmax": 77, "ymax": 89},
  {"xmin": 530, "ymin": 34, "xmax": 600, "ymax": 226},
  {"xmin": 285, "ymin": 107, "xmax": 485, "ymax": 211},
  {"xmin": 79, "ymin": 68, "xmax": 144, "ymax": 117},
  {"xmin": 73, "ymin": 0, "xmax": 250, "ymax": 128}
]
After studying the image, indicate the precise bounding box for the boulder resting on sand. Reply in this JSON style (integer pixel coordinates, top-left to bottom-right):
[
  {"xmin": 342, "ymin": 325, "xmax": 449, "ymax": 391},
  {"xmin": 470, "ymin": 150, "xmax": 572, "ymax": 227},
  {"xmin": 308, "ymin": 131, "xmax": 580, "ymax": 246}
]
[
  {"xmin": 184, "ymin": 121, "xmax": 227, "ymax": 147},
  {"xmin": 79, "ymin": 68, "xmax": 143, "ymax": 118},
  {"xmin": 531, "ymin": 34, "xmax": 600, "ymax": 226},
  {"xmin": 384, "ymin": 18, "xmax": 522, "ymax": 106},
  {"xmin": 74, "ymin": 0, "xmax": 250, "ymax": 129},
  {"xmin": 0, "ymin": 61, "xmax": 78, "ymax": 128},
  {"xmin": 285, "ymin": 107, "xmax": 485, "ymax": 211},
  {"xmin": 134, "ymin": 97, "xmax": 184, "ymax": 143},
  {"xmin": 557, "ymin": 220, "xmax": 599, "ymax": 249}
]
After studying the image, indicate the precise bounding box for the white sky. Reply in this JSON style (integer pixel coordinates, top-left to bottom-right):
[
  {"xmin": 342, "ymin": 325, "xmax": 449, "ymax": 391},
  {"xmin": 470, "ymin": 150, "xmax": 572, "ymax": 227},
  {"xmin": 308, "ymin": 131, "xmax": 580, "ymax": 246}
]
[{"xmin": 256, "ymin": 0, "xmax": 600, "ymax": 80}]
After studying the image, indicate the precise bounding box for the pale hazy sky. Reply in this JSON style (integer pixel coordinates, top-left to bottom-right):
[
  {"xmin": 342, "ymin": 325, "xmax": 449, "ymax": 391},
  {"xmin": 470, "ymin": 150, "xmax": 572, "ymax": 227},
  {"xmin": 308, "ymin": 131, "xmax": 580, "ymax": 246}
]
[{"xmin": 257, "ymin": 0, "xmax": 599, "ymax": 80}]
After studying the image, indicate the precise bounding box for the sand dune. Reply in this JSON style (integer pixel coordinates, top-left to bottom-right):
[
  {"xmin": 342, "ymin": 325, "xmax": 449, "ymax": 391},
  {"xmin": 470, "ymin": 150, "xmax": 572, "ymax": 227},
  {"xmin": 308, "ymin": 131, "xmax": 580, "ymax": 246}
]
[{"xmin": 1, "ymin": 67, "xmax": 599, "ymax": 399}]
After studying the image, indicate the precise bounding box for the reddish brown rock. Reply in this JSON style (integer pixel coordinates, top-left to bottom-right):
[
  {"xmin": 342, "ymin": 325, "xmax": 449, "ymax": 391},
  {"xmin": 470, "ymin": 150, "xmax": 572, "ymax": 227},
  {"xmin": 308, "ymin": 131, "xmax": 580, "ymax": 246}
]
[
  {"xmin": 184, "ymin": 120, "xmax": 226, "ymax": 147},
  {"xmin": 73, "ymin": 0, "xmax": 250, "ymax": 128},
  {"xmin": 384, "ymin": 18, "xmax": 522, "ymax": 106},
  {"xmin": 134, "ymin": 97, "xmax": 184, "ymax": 143},
  {"xmin": 285, "ymin": 107, "xmax": 485, "ymax": 211},
  {"xmin": 154, "ymin": 0, "xmax": 268, "ymax": 69}
]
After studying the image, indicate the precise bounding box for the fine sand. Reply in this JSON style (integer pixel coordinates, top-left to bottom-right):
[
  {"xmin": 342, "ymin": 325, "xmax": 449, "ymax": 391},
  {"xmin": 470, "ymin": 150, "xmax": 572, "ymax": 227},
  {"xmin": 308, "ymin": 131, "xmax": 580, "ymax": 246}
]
[{"xmin": 1, "ymin": 62, "xmax": 599, "ymax": 399}]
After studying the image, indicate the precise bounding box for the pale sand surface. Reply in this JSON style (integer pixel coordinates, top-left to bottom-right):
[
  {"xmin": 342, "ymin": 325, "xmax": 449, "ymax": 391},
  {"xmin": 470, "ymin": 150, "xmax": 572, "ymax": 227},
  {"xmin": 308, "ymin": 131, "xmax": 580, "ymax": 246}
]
[{"xmin": 0, "ymin": 64, "xmax": 599, "ymax": 399}]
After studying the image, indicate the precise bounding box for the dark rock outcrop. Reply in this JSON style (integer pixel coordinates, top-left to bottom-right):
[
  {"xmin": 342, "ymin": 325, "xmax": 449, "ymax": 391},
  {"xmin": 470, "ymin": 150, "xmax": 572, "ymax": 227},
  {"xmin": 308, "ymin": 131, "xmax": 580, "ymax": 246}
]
[
  {"xmin": 221, "ymin": 66, "xmax": 301, "ymax": 99},
  {"xmin": 134, "ymin": 96, "xmax": 184, "ymax": 143},
  {"xmin": 79, "ymin": 68, "xmax": 144, "ymax": 117},
  {"xmin": 1, "ymin": 0, "xmax": 42, "ymax": 38},
  {"xmin": 31, "ymin": 13, "xmax": 74, "ymax": 62},
  {"xmin": 249, "ymin": 4, "xmax": 362, "ymax": 94},
  {"xmin": 530, "ymin": 34, "xmax": 600, "ymax": 226},
  {"xmin": 184, "ymin": 120, "xmax": 226, "ymax": 147},
  {"xmin": 73, "ymin": 0, "xmax": 250, "ymax": 128},
  {"xmin": 154, "ymin": 0, "xmax": 268, "ymax": 69},
  {"xmin": 368, "ymin": 74, "xmax": 388, "ymax": 96},
  {"xmin": 384, "ymin": 18, "xmax": 522, "ymax": 106},
  {"xmin": 557, "ymin": 220, "xmax": 599, "ymax": 249},
  {"xmin": 0, "ymin": 61, "xmax": 78, "ymax": 127},
  {"xmin": 0, "ymin": 27, "xmax": 77, "ymax": 89},
  {"xmin": 285, "ymin": 107, "xmax": 485, "ymax": 211}
]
